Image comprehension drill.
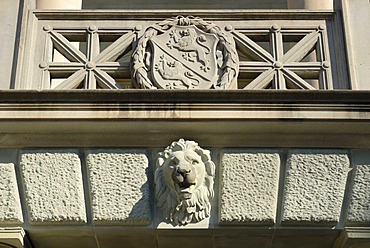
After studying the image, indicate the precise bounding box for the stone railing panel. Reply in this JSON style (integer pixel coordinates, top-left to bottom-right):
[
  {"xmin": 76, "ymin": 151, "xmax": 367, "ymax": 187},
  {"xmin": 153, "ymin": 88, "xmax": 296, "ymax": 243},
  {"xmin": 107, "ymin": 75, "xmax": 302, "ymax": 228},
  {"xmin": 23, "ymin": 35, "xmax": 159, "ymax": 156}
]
[{"xmin": 15, "ymin": 10, "xmax": 346, "ymax": 90}]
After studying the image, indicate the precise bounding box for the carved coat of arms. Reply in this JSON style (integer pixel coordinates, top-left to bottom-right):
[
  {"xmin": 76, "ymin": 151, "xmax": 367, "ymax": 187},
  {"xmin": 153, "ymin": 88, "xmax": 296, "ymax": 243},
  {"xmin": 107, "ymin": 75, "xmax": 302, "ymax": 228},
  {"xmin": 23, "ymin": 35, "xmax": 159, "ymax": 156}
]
[{"xmin": 131, "ymin": 16, "xmax": 239, "ymax": 89}]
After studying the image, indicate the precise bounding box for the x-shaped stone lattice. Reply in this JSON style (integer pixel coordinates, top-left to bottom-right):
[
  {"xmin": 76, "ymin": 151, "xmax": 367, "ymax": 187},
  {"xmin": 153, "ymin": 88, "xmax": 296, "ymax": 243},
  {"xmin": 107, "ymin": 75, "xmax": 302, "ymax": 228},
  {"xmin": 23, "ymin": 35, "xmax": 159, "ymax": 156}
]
[
  {"xmin": 40, "ymin": 25, "xmax": 136, "ymax": 89},
  {"xmin": 40, "ymin": 23, "xmax": 332, "ymax": 90},
  {"xmin": 233, "ymin": 24, "xmax": 332, "ymax": 89}
]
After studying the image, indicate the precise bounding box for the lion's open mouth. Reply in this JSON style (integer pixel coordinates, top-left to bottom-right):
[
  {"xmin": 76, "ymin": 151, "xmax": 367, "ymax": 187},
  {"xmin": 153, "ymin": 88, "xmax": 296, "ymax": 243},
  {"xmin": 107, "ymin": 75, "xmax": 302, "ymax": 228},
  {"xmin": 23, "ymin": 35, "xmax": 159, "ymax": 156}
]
[
  {"xmin": 175, "ymin": 183, "xmax": 196, "ymax": 200},
  {"xmin": 178, "ymin": 181, "xmax": 195, "ymax": 189},
  {"xmin": 172, "ymin": 170, "xmax": 196, "ymax": 192},
  {"xmin": 174, "ymin": 182, "xmax": 196, "ymax": 195}
]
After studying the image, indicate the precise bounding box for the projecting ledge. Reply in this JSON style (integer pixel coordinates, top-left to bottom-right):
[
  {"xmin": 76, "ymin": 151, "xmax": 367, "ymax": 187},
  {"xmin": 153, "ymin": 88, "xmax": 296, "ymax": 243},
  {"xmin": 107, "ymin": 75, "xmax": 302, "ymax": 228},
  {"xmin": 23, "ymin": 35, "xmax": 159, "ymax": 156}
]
[
  {"xmin": 334, "ymin": 228, "xmax": 370, "ymax": 248},
  {"xmin": 0, "ymin": 90, "xmax": 369, "ymax": 104},
  {"xmin": 0, "ymin": 90, "xmax": 369, "ymax": 148},
  {"xmin": 0, "ymin": 90, "xmax": 370, "ymax": 121},
  {"xmin": 0, "ymin": 227, "xmax": 26, "ymax": 248}
]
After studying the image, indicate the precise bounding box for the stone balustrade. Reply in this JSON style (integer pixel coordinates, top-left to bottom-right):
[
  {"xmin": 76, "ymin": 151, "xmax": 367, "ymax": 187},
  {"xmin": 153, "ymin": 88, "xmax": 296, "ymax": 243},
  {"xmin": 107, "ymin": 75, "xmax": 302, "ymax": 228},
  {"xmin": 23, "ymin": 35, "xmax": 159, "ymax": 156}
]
[{"xmin": 14, "ymin": 10, "xmax": 348, "ymax": 90}]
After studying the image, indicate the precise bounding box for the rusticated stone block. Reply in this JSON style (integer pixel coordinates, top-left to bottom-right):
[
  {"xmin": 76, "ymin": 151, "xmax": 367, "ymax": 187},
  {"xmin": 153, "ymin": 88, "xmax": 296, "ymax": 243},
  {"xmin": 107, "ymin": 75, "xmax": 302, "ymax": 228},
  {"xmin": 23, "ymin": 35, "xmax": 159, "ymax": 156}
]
[
  {"xmin": 347, "ymin": 165, "xmax": 370, "ymax": 225},
  {"xmin": 0, "ymin": 163, "xmax": 23, "ymax": 224},
  {"xmin": 86, "ymin": 150, "xmax": 151, "ymax": 225},
  {"xmin": 220, "ymin": 151, "xmax": 280, "ymax": 225},
  {"xmin": 282, "ymin": 150, "xmax": 349, "ymax": 225},
  {"xmin": 20, "ymin": 150, "xmax": 86, "ymax": 225}
]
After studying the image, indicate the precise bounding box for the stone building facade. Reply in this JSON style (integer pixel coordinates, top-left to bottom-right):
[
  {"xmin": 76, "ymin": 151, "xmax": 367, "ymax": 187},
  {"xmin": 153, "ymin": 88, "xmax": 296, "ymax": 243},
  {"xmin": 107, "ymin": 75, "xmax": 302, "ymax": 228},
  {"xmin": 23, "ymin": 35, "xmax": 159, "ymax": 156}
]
[{"xmin": 0, "ymin": 0, "xmax": 369, "ymax": 247}]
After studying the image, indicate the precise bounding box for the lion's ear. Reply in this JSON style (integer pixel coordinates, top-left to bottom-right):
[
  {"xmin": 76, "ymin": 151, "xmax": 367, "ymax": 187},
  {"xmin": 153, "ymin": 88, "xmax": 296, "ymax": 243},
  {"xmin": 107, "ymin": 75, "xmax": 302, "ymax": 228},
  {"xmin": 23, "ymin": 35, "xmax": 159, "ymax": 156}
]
[
  {"xmin": 156, "ymin": 157, "xmax": 164, "ymax": 168},
  {"xmin": 156, "ymin": 152, "xmax": 166, "ymax": 168},
  {"xmin": 205, "ymin": 161, "xmax": 216, "ymax": 176},
  {"xmin": 196, "ymin": 148, "xmax": 216, "ymax": 176}
]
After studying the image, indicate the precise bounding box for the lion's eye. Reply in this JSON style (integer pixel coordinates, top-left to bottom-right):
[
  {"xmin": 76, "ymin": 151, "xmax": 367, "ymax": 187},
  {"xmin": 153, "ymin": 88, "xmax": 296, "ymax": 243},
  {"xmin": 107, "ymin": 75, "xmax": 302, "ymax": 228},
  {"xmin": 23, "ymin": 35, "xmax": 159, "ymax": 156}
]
[{"xmin": 192, "ymin": 160, "xmax": 198, "ymax": 165}]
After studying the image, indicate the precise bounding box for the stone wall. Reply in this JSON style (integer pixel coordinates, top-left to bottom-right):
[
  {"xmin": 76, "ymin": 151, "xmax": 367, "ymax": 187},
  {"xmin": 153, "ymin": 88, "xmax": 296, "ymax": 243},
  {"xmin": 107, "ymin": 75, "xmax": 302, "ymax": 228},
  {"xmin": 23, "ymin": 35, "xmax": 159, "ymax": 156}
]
[{"xmin": 1, "ymin": 147, "xmax": 368, "ymax": 228}]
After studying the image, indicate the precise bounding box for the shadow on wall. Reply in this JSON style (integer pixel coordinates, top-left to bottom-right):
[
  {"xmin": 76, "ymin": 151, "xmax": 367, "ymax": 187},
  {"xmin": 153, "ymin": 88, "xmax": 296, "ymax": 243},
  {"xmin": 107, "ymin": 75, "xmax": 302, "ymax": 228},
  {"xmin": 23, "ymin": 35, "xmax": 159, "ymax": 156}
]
[{"xmin": 127, "ymin": 167, "xmax": 152, "ymax": 225}]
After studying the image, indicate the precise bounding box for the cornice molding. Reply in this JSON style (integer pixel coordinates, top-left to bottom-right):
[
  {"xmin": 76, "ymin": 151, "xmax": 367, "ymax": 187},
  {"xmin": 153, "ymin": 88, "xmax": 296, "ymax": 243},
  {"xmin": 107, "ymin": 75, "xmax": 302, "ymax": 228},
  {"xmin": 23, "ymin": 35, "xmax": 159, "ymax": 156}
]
[
  {"xmin": 1, "ymin": 90, "xmax": 369, "ymax": 104},
  {"xmin": 0, "ymin": 90, "xmax": 369, "ymax": 148},
  {"xmin": 32, "ymin": 10, "xmax": 334, "ymax": 21},
  {"xmin": 0, "ymin": 90, "xmax": 369, "ymax": 121}
]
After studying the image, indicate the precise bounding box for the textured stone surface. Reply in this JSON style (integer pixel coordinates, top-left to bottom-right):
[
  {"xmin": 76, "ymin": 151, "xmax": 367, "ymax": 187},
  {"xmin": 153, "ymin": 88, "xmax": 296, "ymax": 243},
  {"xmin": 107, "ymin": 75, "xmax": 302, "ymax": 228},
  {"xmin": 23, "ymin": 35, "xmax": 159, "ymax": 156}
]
[
  {"xmin": 0, "ymin": 163, "xmax": 23, "ymax": 224},
  {"xmin": 220, "ymin": 151, "xmax": 280, "ymax": 224},
  {"xmin": 347, "ymin": 165, "xmax": 370, "ymax": 225},
  {"xmin": 20, "ymin": 150, "xmax": 86, "ymax": 225},
  {"xmin": 86, "ymin": 150, "xmax": 151, "ymax": 225},
  {"xmin": 282, "ymin": 150, "xmax": 349, "ymax": 225}
]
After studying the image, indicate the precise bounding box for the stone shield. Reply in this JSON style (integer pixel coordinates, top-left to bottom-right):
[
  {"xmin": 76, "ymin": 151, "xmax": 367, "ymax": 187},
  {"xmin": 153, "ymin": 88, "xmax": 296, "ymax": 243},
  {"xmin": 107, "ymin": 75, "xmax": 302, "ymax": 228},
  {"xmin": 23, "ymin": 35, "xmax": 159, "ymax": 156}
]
[{"xmin": 149, "ymin": 25, "xmax": 218, "ymax": 89}]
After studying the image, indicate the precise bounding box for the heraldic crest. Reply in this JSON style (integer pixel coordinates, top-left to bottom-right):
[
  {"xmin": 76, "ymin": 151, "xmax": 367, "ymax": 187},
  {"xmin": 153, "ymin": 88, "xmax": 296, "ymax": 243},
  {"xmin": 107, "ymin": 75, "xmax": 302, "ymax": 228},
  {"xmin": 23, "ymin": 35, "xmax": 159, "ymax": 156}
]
[{"xmin": 131, "ymin": 16, "xmax": 239, "ymax": 89}]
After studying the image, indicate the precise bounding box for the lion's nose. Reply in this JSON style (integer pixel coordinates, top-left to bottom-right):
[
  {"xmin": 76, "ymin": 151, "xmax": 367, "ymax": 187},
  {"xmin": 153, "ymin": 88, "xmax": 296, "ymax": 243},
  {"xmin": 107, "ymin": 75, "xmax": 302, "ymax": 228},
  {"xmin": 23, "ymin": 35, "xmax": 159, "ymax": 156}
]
[
  {"xmin": 177, "ymin": 168, "xmax": 191, "ymax": 175},
  {"xmin": 177, "ymin": 163, "xmax": 192, "ymax": 175}
]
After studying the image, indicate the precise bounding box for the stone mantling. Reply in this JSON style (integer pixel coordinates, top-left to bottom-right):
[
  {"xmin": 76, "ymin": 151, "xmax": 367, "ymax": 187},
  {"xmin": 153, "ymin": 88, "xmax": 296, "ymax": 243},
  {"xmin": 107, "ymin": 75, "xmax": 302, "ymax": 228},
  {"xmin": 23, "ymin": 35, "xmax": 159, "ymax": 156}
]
[
  {"xmin": 0, "ymin": 163, "xmax": 23, "ymax": 224},
  {"xmin": 282, "ymin": 150, "xmax": 349, "ymax": 225},
  {"xmin": 86, "ymin": 150, "xmax": 151, "ymax": 225},
  {"xmin": 20, "ymin": 150, "xmax": 86, "ymax": 225},
  {"xmin": 347, "ymin": 165, "xmax": 370, "ymax": 225},
  {"xmin": 220, "ymin": 151, "xmax": 280, "ymax": 224}
]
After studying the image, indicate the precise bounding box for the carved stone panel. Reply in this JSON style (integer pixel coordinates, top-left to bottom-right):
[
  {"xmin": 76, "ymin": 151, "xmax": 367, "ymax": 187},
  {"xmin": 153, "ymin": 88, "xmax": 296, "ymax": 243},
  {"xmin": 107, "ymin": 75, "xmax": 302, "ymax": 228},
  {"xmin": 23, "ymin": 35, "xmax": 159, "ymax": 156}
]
[
  {"xmin": 132, "ymin": 16, "xmax": 239, "ymax": 89},
  {"xmin": 151, "ymin": 25, "xmax": 218, "ymax": 89},
  {"xmin": 154, "ymin": 139, "xmax": 215, "ymax": 225}
]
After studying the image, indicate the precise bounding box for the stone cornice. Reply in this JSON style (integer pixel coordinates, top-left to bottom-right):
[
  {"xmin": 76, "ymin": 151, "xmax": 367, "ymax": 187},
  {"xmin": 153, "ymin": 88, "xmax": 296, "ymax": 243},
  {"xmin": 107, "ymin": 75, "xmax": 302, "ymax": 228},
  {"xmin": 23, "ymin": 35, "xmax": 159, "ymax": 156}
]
[
  {"xmin": 0, "ymin": 227, "xmax": 25, "ymax": 248},
  {"xmin": 0, "ymin": 90, "xmax": 369, "ymax": 104},
  {"xmin": 0, "ymin": 90, "xmax": 369, "ymax": 148},
  {"xmin": 32, "ymin": 10, "xmax": 334, "ymax": 21},
  {"xmin": 0, "ymin": 90, "xmax": 369, "ymax": 121}
]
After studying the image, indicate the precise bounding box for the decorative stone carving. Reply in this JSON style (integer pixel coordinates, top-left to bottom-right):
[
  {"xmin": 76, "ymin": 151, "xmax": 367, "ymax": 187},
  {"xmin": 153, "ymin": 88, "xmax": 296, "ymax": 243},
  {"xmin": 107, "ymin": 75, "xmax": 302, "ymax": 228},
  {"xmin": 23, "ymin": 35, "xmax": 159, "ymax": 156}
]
[
  {"xmin": 154, "ymin": 139, "xmax": 215, "ymax": 225},
  {"xmin": 132, "ymin": 16, "xmax": 239, "ymax": 89}
]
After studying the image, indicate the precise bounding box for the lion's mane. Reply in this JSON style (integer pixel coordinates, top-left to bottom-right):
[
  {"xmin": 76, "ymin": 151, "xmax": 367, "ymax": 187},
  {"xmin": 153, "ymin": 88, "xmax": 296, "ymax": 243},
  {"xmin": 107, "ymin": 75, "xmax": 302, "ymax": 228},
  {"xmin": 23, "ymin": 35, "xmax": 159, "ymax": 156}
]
[{"xmin": 155, "ymin": 139, "xmax": 215, "ymax": 225}]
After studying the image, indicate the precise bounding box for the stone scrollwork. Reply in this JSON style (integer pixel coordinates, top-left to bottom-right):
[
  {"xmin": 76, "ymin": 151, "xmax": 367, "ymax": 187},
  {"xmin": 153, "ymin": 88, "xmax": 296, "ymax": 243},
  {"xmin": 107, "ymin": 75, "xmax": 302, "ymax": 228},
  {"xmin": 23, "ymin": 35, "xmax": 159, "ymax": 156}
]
[
  {"xmin": 155, "ymin": 139, "xmax": 216, "ymax": 225},
  {"xmin": 131, "ymin": 16, "xmax": 239, "ymax": 89}
]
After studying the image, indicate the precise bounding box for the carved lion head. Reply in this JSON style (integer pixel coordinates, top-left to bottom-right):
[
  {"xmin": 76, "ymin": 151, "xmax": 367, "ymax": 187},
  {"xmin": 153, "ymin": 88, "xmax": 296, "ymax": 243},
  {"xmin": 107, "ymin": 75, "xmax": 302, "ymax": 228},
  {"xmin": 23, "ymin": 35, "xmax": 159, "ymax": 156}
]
[{"xmin": 155, "ymin": 139, "xmax": 215, "ymax": 225}]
